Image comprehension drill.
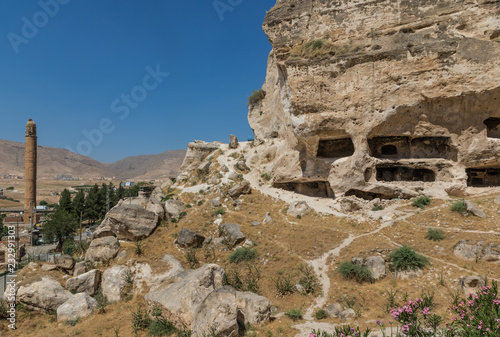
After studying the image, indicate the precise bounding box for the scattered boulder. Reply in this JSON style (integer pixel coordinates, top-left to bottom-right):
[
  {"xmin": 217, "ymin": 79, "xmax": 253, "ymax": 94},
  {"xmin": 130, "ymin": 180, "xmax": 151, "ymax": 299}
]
[
  {"xmin": 161, "ymin": 180, "xmax": 173, "ymax": 190},
  {"xmin": 481, "ymin": 243, "xmax": 500, "ymax": 262},
  {"xmin": 460, "ymin": 275, "xmax": 485, "ymax": 296},
  {"xmin": 144, "ymin": 264, "xmax": 225, "ymax": 330},
  {"xmin": 325, "ymin": 303, "xmax": 343, "ymax": 318},
  {"xmin": 85, "ymin": 236, "xmax": 120, "ymax": 263},
  {"xmin": 336, "ymin": 197, "xmax": 364, "ymax": 212},
  {"xmin": 16, "ymin": 277, "xmax": 73, "ymax": 312},
  {"xmin": 93, "ymin": 204, "xmax": 159, "ymax": 241},
  {"xmin": 295, "ymin": 283, "xmax": 304, "ymax": 293},
  {"xmin": 73, "ymin": 262, "xmax": 86, "ymax": 277},
  {"xmin": 229, "ymin": 134, "xmax": 239, "ymax": 149},
  {"xmin": 287, "ymin": 201, "xmax": 312, "ymax": 217},
  {"xmin": 57, "ymin": 293, "xmax": 97, "ymax": 322},
  {"xmin": 464, "ymin": 200, "xmax": 486, "ymax": 218},
  {"xmin": 236, "ymin": 161, "xmax": 247, "ymax": 171},
  {"xmin": 228, "ymin": 180, "xmax": 252, "ymax": 198},
  {"xmin": 365, "ymin": 256, "xmax": 386, "ymax": 280},
  {"xmin": 55, "ymin": 255, "xmax": 75, "ymax": 271},
  {"xmin": 228, "ymin": 172, "xmax": 240, "ymax": 180},
  {"xmin": 192, "ymin": 287, "xmax": 239, "ymax": 337},
  {"xmin": 210, "ymin": 199, "xmax": 222, "ymax": 208},
  {"xmin": 453, "ymin": 240, "xmax": 483, "ymax": 261},
  {"xmin": 339, "ymin": 308, "xmax": 356, "ymax": 320},
  {"xmin": 65, "ymin": 269, "xmax": 101, "ymax": 296},
  {"xmin": 165, "ymin": 200, "xmax": 186, "ymax": 220},
  {"xmin": 102, "ymin": 265, "xmax": 130, "ymax": 303},
  {"xmin": 41, "ymin": 264, "xmax": 58, "ymax": 272},
  {"xmin": 235, "ymin": 291, "xmax": 272, "ymax": 326},
  {"xmin": 219, "ymin": 224, "xmax": 246, "ymax": 248},
  {"xmin": 251, "ymin": 221, "xmax": 260, "ymax": 227},
  {"xmin": 177, "ymin": 227, "xmax": 205, "ymax": 248},
  {"xmin": 263, "ymin": 212, "xmax": 273, "ymax": 224}
]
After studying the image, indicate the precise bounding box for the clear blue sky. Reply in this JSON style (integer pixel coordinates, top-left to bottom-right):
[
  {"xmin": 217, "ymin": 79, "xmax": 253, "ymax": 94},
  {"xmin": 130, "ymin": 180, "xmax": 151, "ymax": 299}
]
[{"xmin": 0, "ymin": 0, "xmax": 274, "ymax": 163}]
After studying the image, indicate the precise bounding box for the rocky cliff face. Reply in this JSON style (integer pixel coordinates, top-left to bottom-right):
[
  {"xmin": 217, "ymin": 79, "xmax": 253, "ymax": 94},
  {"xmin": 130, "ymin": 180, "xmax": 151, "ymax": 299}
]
[{"xmin": 248, "ymin": 0, "xmax": 500, "ymax": 199}]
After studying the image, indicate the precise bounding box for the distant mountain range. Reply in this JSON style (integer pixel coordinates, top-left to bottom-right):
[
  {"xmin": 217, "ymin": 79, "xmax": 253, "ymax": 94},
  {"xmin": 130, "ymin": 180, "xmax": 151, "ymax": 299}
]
[{"xmin": 0, "ymin": 139, "xmax": 186, "ymax": 180}]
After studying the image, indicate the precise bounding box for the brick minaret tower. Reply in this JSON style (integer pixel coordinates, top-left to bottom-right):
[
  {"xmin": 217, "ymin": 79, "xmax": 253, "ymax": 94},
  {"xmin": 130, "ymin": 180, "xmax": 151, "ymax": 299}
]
[{"xmin": 24, "ymin": 119, "xmax": 37, "ymax": 225}]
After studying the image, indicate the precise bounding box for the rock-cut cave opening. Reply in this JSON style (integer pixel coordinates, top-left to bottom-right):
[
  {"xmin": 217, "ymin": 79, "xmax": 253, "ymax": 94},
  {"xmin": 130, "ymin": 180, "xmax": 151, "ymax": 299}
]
[
  {"xmin": 484, "ymin": 118, "xmax": 500, "ymax": 138},
  {"xmin": 376, "ymin": 166, "xmax": 436, "ymax": 182},
  {"xmin": 467, "ymin": 168, "xmax": 500, "ymax": 187},
  {"xmin": 273, "ymin": 180, "xmax": 335, "ymax": 198},
  {"xmin": 317, "ymin": 138, "xmax": 355, "ymax": 158}
]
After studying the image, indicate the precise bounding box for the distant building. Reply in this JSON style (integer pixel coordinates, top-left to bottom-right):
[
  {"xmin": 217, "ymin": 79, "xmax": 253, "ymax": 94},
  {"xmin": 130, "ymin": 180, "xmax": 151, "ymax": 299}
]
[
  {"xmin": 121, "ymin": 182, "xmax": 136, "ymax": 188},
  {"xmin": 55, "ymin": 174, "xmax": 73, "ymax": 180}
]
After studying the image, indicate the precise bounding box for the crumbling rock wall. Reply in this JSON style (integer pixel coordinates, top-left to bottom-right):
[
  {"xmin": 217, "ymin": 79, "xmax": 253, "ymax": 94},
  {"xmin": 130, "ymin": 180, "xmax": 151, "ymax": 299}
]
[{"xmin": 249, "ymin": 0, "xmax": 500, "ymax": 199}]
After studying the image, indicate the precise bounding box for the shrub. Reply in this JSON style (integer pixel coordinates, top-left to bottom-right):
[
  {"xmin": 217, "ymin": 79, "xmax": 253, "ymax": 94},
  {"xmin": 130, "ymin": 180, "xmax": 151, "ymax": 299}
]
[
  {"xmin": 135, "ymin": 241, "xmax": 144, "ymax": 256},
  {"xmin": 228, "ymin": 247, "xmax": 256, "ymax": 263},
  {"xmin": 451, "ymin": 199, "xmax": 467, "ymax": 213},
  {"xmin": 63, "ymin": 239, "xmax": 75, "ymax": 256},
  {"xmin": 95, "ymin": 288, "xmax": 109, "ymax": 314},
  {"xmin": 412, "ymin": 196, "xmax": 431, "ymax": 209},
  {"xmin": 224, "ymin": 265, "xmax": 260, "ymax": 294},
  {"xmin": 285, "ymin": 308, "xmax": 302, "ymax": 321},
  {"xmin": 39, "ymin": 200, "xmax": 48, "ymax": 206},
  {"xmin": 274, "ymin": 271, "xmax": 295, "ymax": 296},
  {"xmin": 314, "ymin": 309, "xmax": 328, "ymax": 320},
  {"xmin": 372, "ymin": 205, "xmax": 384, "ymax": 211},
  {"xmin": 211, "ymin": 208, "xmax": 225, "ymax": 216},
  {"xmin": 389, "ymin": 245, "xmax": 429, "ymax": 272},
  {"xmin": 426, "ymin": 228, "xmax": 444, "ymax": 241},
  {"xmin": 338, "ymin": 262, "xmax": 374, "ymax": 283},
  {"xmin": 185, "ymin": 248, "xmax": 199, "ymax": 269},
  {"xmin": 248, "ymin": 89, "xmax": 266, "ymax": 106},
  {"xmin": 148, "ymin": 317, "xmax": 177, "ymax": 336},
  {"xmin": 298, "ymin": 264, "xmax": 320, "ymax": 294},
  {"xmin": 64, "ymin": 317, "xmax": 80, "ymax": 326},
  {"xmin": 308, "ymin": 39, "xmax": 324, "ymax": 50},
  {"xmin": 260, "ymin": 173, "xmax": 271, "ymax": 181},
  {"xmin": 130, "ymin": 306, "xmax": 151, "ymax": 332}
]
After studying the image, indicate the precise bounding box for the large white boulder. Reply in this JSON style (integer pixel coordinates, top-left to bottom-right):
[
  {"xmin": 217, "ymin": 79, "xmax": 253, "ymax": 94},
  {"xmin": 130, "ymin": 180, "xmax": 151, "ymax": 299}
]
[{"xmin": 57, "ymin": 293, "xmax": 97, "ymax": 322}]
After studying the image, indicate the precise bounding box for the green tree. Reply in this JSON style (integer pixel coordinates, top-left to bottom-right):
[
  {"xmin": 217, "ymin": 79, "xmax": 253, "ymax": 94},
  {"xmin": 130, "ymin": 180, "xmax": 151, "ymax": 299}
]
[
  {"xmin": 72, "ymin": 189, "xmax": 86, "ymax": 220},
  {"xmin": 59, "ymin": 189, "xmax": 73, "ymax": 213},
  {"xmin": 0, "ymin": 214, "xmax": 7, "ymax": 238},
  {"xmin": 116, "ymin": 184, "xmax": 125, "ymax": 201},
  {"xmin": 39, "ymin": 200, "xmax": 48, "ymax": 206},
  {"xmin": 43, "ymin": 207, "xmax": 77, "ymax": 250},
  {"xmin": 84, "ymin": 184, "xmax": 102, "ymax": 225},
  {"xmin": 108, "ymin": 182, "xmax": 119, "ymax": 209}
]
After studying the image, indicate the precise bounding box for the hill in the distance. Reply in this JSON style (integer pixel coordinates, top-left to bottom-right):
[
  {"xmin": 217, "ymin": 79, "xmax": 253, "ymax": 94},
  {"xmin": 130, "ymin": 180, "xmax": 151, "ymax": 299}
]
[{"xmin": 0, "ymin": 139, "xmax": 186, "ymax": 180}]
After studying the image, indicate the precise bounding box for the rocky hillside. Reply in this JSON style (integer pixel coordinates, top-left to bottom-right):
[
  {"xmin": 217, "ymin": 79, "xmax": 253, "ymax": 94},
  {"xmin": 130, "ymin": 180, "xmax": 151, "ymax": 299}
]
[
  {"xmin": 0, "ymin": 139, "xmax": 185, "ymax": 179},
  {"xmin": 249, "ymin": 0, "xmax": 500, "ymax": 200}
]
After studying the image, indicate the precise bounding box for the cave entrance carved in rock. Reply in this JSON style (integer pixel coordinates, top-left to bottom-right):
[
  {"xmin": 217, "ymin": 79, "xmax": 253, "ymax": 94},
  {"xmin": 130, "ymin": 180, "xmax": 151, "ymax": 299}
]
[
  {"xmin": 467, "ymin": 168, "xmax": 500, "ymax": 187},
  {"xmin": 273, "ymin": 180, "xmax": 335, "ymax": 198},
  {"xmin": 376, "ymin": 166, "xmax": 436, "ymax": 182},
  {"xmin": 368, "ymin": 136, "xmax": 456, "ymax": 161},
  {"xmin": 484, "ymin": 118, "xmax": 500, "ymax": 138},
  {"xmin": 317, "ymin": 138, "xmax": 354, "ymax": 158}
]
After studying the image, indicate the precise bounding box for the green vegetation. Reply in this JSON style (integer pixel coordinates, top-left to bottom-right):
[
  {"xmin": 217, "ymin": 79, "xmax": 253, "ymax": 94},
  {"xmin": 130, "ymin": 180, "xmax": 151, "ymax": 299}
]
[
  {"xmin": 43, "ymin": 207, "xmax": 78, "ymax": 251},
  {"xmin": 285, "ymin": 308, "xmax": 302, "ymax": 321},
  {"xmin": 223, "ymin": 265, "xmax": 260, "ymax": 294},
  {"xmin": 228, "ymin": 247, "xmax": 257, "ymax": 263},
  {"xmin": 211, "ymin": 208, "xmax": 225, "ymax": 216},
  {"xmin": 185, "ymin": 248, "xmax": 200, "ymax": 269},
  {"xmin": 134, "ymin": 240, "xmax": 144, "ymax": 256},
  {"xmin": 64, "ymin": 317, "xmax": 80, "ymax": 327},
  {"xmin": 338, "ymin": 261, "xmax": 374, "ymax": 283},
  {"xmin": 426, "ymin": 228, "xmax": 445, "ymax": 241},
  {"xmin": 247, "ymin": 89, "xmax": 266, "ymax": 106},
  {"xmin": 94, "ymin": 288, "xmax": 108, "ymax": 314},
  {"xmin": 389, "ymin": 245, "xmax": 430, "ymax": 272},
  {"xmin": 372, "ymin": 205, "xmax": 384, "ymax": 211},
  {"xmin": 39, "ymin": 200, "xmax": 48, "ymax": 206},
  {"xmin": 0, "ymin": 214, "xmax": 7, "ymax": 238},
  {"xmin": 298, "ymin": 264, "xmax": 320, "ymax": 294},
  {"xmin": 260, "ymin": 173, "xmax": 271, "ymax": 181},
  {"xmin": 451, "ymin": 199, "xmax": 467, "ymax": 214},
  {"xmin": 274, "ymin": 271, "xmax": 295, "ymax": 296},
  {"xmin": 412, "ymin": 196, "xmax": 431, "ymax": 209},
  {"xmin": 314, "ymin": 309, "xmax": 328, "ymax": 320}
]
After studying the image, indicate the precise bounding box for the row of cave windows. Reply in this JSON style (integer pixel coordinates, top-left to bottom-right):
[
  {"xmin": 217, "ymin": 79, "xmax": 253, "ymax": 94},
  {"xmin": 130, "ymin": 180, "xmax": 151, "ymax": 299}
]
[
  {"xmin": 274, "ymin": 167, "xmax": 500, "ymax": 199},
  {"xmin": 317, "ymin": 118, "xmax": 500, "ymax": 159}
]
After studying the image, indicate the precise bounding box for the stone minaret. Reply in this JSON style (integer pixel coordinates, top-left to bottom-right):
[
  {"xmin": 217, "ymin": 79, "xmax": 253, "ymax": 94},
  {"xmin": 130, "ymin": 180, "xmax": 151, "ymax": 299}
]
[{"xmin": 24, "ymin": 119, "xmax": 37, "ymax": 224}]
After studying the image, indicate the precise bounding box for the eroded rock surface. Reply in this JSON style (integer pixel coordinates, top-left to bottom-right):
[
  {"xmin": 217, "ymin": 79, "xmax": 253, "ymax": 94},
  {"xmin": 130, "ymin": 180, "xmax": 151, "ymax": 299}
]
[{"xmin": 247, "ymin": 0, "xmax": 500, "ymax": 199}]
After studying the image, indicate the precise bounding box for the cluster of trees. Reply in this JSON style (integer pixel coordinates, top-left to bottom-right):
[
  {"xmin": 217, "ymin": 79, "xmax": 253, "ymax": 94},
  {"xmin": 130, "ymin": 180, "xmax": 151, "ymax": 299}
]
[
  {"xmin": 0, "ymin": 214, "xmax": 6, "ymax": 238},
  {"xmin": 43, "ymin": 182, "xmax": 140, "ymax": 250}
]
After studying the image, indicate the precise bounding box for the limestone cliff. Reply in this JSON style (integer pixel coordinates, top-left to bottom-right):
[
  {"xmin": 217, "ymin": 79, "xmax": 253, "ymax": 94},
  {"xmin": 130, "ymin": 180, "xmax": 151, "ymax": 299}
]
[{"xmin": 248, "ymin": 0, "xmax": 500, "ymax": 199}]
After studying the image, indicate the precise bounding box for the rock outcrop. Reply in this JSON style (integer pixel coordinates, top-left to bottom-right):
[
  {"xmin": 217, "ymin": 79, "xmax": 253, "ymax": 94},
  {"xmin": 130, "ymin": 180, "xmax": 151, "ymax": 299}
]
[
  {"xmin": 102, "ymin": 265, "xmax": 130, "ymax": 303},
  {"xmin": 247, "ymin": 0, "xmax": 500, "ymax": 199},
  {"xmin": 93, "ymin": 204, "xmax": 159, "ymax": 241},
  {"xmin": 178, "ymin": 141, "xmax": 220, "ymax": 180},
  {"xmin": 57, "ymin": 293, "xmax": 97, "ymax": 322},
  {"xmin": 85, "ymin": 236, "xmax": 120, "ymax": 263},
  {"xmin": 176, "ymin": 227, "xmax": 205, "ymax": 248},
  {"xmin": 65, "ymin": 269, "xmax": 101, "ymax": 296},
  {"xmin": 16, "ymin": 277, "xmax": 73, "ymax": 312}
]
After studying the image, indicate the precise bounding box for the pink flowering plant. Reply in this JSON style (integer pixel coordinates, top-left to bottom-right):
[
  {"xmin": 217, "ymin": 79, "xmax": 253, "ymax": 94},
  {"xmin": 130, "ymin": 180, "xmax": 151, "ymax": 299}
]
[
  {"xmin": 390, "ymin": 297, "xmax": 443, "ymax": 336},
  {"xmin": 446, "ymin": 281, "xmax": 500, "ymax": 336}
]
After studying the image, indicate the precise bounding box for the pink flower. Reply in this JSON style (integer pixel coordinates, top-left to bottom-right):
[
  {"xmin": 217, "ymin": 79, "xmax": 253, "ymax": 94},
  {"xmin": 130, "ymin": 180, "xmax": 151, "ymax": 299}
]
[{"xmin": 309, "ymin": 334, "xmax": 316, "ymax": 337}]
